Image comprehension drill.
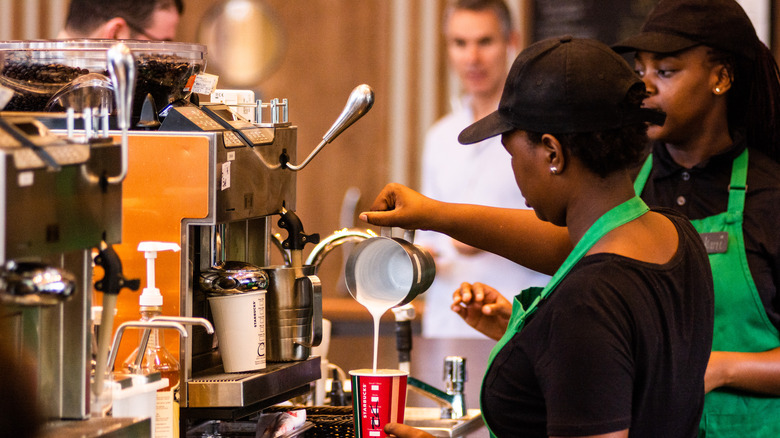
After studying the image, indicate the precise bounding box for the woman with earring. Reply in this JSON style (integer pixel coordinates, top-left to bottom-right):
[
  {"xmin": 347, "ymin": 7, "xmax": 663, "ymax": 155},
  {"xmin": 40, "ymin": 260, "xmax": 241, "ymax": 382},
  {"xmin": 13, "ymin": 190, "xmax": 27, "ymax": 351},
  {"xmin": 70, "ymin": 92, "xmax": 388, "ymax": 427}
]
[
  {"xmin": 612, "ymin": 0, "xmax": 780, "ymax": 435},
  {"xmin": 364, "ymin": 1, "xmax": 780, "ymax": 436},
  {"xmin": 373, "ymin": 36, "xmax": 714, "ymax": 438}
]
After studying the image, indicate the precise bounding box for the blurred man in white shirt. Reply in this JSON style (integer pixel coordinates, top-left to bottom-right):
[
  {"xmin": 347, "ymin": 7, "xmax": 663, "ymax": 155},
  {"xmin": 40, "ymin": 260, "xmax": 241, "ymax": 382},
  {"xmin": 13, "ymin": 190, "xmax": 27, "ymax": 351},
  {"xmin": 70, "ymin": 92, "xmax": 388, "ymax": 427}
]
[{"xmin": 418, "ymin": 0, "xmax": 550, "ymax": 339}]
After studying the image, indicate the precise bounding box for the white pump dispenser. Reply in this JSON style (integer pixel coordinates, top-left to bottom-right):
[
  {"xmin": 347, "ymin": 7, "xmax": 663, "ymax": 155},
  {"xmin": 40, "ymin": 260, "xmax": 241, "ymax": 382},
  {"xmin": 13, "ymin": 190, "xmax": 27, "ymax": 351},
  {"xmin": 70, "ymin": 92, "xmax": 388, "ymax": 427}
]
[
  {"xmin": 137, "ymin": 241, "xmax": 180, "ymax": 307},
  {"xmin": 124, "ymin": 241, "xmax": 181, "ymax": 438}
]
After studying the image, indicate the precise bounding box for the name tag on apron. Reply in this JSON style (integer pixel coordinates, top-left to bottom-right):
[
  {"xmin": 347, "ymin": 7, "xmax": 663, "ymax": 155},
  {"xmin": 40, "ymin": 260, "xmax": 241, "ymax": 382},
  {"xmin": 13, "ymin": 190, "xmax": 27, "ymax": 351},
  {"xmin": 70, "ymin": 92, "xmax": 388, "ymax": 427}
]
[{"xmin": 700, "ymin": 232, "xmax": 728, "ymax": 254}]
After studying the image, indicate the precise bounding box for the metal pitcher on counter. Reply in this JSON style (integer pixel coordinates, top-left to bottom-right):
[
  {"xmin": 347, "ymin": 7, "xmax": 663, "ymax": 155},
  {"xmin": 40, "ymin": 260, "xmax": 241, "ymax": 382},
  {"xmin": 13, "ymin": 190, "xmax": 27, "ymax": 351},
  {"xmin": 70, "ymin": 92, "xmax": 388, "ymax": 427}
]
[{"xmin": 263, "ymin": 208, "xmax": 322, "ymax": 361}]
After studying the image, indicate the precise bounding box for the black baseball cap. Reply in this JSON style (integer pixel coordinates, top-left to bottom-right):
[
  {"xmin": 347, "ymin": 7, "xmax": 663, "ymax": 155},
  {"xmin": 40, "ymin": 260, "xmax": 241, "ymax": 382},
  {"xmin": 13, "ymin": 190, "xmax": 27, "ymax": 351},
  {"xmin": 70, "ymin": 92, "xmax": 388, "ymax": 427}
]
[
  {"xmin": 458, "ymin": 36, "xmax": 665, "ymax": 145},
  {"xmin": 613, "ymin": 0, "xmax": 760, "ymax": 60}
]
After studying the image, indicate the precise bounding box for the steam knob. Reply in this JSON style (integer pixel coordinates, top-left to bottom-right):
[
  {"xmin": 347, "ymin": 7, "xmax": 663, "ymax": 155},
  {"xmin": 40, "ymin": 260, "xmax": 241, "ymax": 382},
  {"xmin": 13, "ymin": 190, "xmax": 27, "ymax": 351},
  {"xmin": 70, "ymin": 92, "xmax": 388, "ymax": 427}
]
[{"xmin": 0, "ymin": 261, "xmax": 76, "ymax": 306}]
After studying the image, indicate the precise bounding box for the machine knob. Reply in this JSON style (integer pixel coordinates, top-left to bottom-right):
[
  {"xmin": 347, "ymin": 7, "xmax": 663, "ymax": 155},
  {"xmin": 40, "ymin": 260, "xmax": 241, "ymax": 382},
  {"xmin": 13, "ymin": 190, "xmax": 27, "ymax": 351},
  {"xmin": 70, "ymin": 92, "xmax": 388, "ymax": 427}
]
[{"xmin": 0, "ymin": 261, "xmax": 76, "ymax": 306}]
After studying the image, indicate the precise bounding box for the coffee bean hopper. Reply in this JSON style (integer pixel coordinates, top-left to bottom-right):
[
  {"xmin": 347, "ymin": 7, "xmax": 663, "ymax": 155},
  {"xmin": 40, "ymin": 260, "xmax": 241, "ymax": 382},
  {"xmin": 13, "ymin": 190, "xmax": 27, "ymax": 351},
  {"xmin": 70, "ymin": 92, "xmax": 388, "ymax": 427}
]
[
  {"xmin": 0, "ymin": 39, "xmax": 205, "ymax": 123},
  {"xmin": 0, "ymin": 43, "xmax": 144, "ymax": 434}
]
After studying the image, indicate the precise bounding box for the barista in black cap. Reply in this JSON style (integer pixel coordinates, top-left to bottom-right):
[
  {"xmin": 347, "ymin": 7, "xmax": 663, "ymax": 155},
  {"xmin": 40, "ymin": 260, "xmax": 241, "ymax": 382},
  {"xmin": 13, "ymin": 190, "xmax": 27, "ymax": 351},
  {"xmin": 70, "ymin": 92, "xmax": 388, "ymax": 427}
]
[
  {"xmin": 612, "ymin": 0, "xmax": 780, "ymax": 436},
  {"xmin": 376, "ymin": 36, "xmax": 714, "ymax": 438}
]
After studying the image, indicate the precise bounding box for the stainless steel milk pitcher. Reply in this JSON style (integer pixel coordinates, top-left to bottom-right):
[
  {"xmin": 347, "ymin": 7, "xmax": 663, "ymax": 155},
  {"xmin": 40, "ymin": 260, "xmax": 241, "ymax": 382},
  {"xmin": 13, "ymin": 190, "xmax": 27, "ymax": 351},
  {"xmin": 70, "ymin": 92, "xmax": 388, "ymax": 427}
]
[
  {"xmin": 262, "ymin": 265, "xmax": 322, "ymax": 361},
  {"xmin": 345, "ymin": 228, "xmax": 435, "ymax": 307}
]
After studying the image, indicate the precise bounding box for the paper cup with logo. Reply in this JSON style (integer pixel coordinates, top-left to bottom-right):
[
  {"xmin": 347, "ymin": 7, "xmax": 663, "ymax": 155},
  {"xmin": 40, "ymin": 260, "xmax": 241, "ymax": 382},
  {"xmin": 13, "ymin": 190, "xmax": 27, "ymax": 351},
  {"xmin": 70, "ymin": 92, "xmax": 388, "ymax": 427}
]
[
  {"xmin": 208, "ymin": 290, "xmax": 266, "ymax": 372},
  {"xmin": 350, "ymin": 369, "xmax": 408, "ymax": 437}
]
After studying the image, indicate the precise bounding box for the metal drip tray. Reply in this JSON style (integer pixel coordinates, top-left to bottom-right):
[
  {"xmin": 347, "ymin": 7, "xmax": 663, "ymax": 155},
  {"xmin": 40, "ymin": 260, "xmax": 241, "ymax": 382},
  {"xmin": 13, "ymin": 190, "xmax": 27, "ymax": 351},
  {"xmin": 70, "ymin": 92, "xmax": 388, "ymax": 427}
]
[
  {"xmin": 187, "ymin": 357, "xmax": 320, "ymax": 408},
  {"xmin": 405, "ymin": 408, "xmax": 485, "ymax": 437}
]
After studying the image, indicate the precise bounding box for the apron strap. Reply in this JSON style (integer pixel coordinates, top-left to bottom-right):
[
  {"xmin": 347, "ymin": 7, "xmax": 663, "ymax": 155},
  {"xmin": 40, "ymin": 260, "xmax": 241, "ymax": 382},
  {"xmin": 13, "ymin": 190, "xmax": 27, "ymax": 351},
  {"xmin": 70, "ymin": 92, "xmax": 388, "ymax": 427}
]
[
  {"xmin": 489, "ymin": 195, "xmax": 651, "ymax": 362},
  {"xmin": 634, "ymin": 154, "xmax": 653, "ymax": 196},
  {"xmin": 726, "ymin": 149, "xmax": 748, "ymax": 224}
]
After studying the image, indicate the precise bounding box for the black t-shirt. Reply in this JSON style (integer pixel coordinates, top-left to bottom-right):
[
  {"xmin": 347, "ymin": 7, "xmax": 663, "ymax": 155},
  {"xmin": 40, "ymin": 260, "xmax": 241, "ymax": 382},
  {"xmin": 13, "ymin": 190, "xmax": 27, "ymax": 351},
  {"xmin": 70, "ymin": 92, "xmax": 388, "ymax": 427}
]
[
  {"xmin": 481, "ymin": 210, "xmax": 714, "ymax": 437},
  {"xmin": 640, "ymin": 140, "xmax": 780, "ymax": 330}
]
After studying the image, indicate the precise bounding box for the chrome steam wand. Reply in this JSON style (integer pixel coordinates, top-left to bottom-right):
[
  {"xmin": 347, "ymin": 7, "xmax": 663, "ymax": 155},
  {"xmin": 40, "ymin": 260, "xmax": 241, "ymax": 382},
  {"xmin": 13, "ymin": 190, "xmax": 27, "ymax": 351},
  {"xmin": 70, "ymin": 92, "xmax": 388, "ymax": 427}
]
[{"xmin": 284, "ymin": 84, "xmax": 374, "ymax": 171}]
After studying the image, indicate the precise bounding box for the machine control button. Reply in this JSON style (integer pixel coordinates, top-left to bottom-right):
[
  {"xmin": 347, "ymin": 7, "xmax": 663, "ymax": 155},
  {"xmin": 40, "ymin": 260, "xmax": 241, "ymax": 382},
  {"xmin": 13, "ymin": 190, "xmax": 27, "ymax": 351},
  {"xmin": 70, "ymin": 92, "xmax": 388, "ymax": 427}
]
[
  {"xmin": 222, "ymin": 131, "xmax": 245, "ymax": 148},
  {"xmin": 238, "ymin": 127, "xmax": 275, "ymax": 146}
]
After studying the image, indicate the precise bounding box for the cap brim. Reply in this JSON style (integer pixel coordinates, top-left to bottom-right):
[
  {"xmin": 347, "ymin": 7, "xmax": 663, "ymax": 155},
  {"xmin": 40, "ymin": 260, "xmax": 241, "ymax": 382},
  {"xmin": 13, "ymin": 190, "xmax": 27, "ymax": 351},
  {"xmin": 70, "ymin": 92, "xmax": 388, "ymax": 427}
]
[
  {"xmin": 613, "ymin": 31, "xmax": 699, "ymax": 55},
  {"xmin": 458, "ymin": 111, "xmax": 515, "ymax": 145}
]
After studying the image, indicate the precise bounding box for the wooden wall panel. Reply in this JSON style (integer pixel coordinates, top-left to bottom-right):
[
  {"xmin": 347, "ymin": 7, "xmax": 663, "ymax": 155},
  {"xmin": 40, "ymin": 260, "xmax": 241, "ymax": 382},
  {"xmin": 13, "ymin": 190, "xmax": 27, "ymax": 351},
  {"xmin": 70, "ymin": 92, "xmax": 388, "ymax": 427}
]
[
  {"xmin": 0, "ymin": 0, "xmax": 68, "ymax": 40},
  {"xmin": 181, "ymin": 0, "xmax": 397, "ymax": 294}
]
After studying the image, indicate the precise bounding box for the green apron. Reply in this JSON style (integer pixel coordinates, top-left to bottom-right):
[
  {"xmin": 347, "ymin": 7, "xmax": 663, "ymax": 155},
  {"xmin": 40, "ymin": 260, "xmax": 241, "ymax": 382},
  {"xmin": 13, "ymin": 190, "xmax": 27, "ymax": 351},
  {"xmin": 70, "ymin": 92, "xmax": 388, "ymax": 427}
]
[
  {"xmin": 634, "ymin": 149, "xmax": 780, "ymax": 437},
  {"xmin": 481, "ymin": 196, "xmax": 650, "ymax": 437}
]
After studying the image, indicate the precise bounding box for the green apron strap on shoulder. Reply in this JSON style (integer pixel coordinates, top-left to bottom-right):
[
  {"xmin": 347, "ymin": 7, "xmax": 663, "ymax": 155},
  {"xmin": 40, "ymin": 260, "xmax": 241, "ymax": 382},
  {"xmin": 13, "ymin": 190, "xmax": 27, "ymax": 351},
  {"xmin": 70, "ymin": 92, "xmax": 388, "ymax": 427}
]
[
  {"xmin": 634, "ymin": 154, "xmax": 653, "ymax": 196},
  {"xmin": 482, "ymin": 196, "xmax": 650, "ymax": 437},
  {"xmin": 725, "ymin": 149, "xmax": 748, "ymax": 223}
]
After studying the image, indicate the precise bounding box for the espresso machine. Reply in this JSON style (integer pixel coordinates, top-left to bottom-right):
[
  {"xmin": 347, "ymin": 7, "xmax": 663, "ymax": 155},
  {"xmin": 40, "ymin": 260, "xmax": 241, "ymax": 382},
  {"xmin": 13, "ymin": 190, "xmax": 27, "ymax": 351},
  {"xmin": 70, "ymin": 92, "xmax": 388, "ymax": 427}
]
[{"xmin": 102, "ymin": 84, "xmax": 374, "ymax": 432}]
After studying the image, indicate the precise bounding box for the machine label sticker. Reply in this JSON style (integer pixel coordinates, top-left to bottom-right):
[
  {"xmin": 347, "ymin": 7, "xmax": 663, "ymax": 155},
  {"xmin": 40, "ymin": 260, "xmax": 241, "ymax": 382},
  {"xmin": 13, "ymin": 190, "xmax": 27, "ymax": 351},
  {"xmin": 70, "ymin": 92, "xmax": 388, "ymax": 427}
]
[
  {"xmin": 227, "ymin": 151, "xmax": 236, "ymax": 161},
  {"xmin": 221, "ymin": 161, "xmax": 231, "ymax": 190},
  {"xmin": 189, "ymin": 73, "xmax": 219, "ymax": 95},
  {"xmin": 18, "ymin": 171, "xmax": 33, "ymax": 187}
]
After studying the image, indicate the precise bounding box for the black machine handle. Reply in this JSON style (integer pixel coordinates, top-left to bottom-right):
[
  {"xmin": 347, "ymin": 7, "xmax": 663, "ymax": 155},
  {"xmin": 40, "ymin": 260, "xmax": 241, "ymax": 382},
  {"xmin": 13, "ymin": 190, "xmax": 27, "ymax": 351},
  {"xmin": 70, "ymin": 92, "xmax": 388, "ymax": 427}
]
[
  {"xmin": 93, "ymin": 242, "xmax": 141, "ymax": 295},
  {"xmin": 92, "ymin": 241, "xmax": 140, "ymax": 398},
  {"xmin": 277, "ymin": 208, "xmax": 320, "ymax": 252}
]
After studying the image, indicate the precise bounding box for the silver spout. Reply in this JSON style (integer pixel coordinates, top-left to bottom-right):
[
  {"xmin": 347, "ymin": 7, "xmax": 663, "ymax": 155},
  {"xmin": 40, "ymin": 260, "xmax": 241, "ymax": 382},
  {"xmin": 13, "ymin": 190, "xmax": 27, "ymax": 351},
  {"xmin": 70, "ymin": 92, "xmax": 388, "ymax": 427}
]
[
  {"xmin": 150, "ymin": 316, "xmax": 214, "ymax": 334},
  {"xmin": 444, "ymin": 356, "xmax": 467, "ymax": 392},
  {"xmin": 407, "ymin": 376, "xmax": 465, "ymax": 420},
  {"xmin": 444, "ymin": 356, "xmax": 467, "ymax": 420},
  {"xmin": 304, "ymin": 228, "xmax": 377, "ymax": 270},
  {"xmin": 406, "ymin": 356, "xmax": 467, "ymax": 420},
  {"xmin": 107, "ymin": 320, "xmax": 188, "ymax": 375}
]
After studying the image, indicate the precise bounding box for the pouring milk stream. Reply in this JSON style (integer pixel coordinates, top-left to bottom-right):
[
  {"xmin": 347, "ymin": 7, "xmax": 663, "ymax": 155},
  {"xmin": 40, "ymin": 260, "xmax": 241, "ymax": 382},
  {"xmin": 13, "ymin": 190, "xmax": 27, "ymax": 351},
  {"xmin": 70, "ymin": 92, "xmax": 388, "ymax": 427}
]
[{"xmin": 346, "ymin": 228, "xmax": 435, "ymax": 372}]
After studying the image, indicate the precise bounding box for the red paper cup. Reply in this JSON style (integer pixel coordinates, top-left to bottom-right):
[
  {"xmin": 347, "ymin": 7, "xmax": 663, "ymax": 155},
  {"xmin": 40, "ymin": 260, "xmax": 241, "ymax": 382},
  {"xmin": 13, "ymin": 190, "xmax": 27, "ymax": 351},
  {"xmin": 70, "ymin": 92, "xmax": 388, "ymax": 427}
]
[{"xmin": 350, "ymin": 369, "xmax": 408, "ymax": 438}]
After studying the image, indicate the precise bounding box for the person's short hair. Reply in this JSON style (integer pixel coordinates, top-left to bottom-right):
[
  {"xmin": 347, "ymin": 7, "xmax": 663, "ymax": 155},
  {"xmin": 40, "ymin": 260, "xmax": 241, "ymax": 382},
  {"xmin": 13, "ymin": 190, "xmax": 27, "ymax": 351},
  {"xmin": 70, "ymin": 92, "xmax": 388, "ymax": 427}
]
[
  {"xmin": 63, "ymin": 0, "xmax": 183, "ymax": 37},
  {"xmin": 442, "ymin": 0, "xmax": 513, "ymax": 40}
]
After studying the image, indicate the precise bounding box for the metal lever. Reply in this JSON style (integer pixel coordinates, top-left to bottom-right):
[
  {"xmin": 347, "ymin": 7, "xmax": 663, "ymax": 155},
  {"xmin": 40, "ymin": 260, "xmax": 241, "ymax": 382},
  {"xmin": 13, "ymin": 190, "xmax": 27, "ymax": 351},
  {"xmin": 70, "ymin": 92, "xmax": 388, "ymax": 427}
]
[
  {"xmin": 83, "ymin": 43, "xmax": 134, "ymax": 185},
  {"xmin": 106, "ymin": 43, "xmax": 134, "ymax": 183},
  {"xmin": 284, "ymin": 84, "xmax": 374, "ymax": 171}
]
